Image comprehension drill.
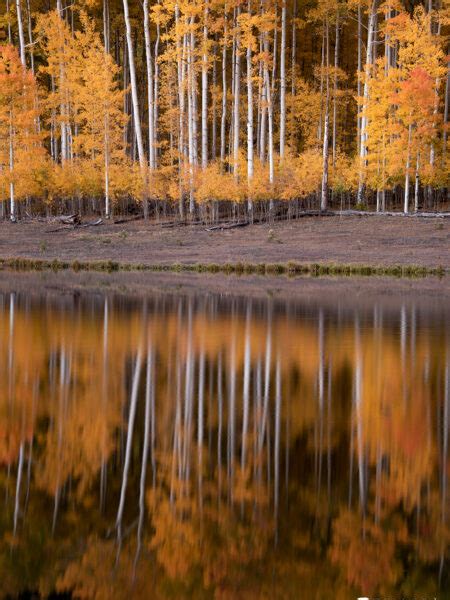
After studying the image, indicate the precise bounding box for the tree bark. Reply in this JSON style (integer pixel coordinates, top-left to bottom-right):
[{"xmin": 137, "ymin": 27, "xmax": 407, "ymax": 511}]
[
  {"xmin": 143, "ymin": 0, "xmax": 156, "ymax": 170},
  {"xmin": 16, "ymin": 0, "xmax": 26, "ymax": 66},
  {"xmin": 122, "ymin": 0, "xmax": 145, "ymax": 171},
  {"xmin": 321, "ymin": 19, "xmax": 330, "ymax": 212},
  {"xmin": 246, "ymin": 0, "xmax": 254, "ymax": 216},
  {"xmin": 357, "ymin": 0, "xmax": 377, "ymax": 205},
  {"xmin": 279, "ymin": 0, "xmax": 286, "ymax": 159},
  {"xmin": 233, "ymin": 5, "xmax": 241, "ymax": 179},
  {"xmin": 201, "ymin": 1, "xmax": 209, "ymax": 169}
]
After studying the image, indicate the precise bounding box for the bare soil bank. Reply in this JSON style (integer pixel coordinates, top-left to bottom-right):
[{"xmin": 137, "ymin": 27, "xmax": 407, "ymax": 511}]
[{"xmin": 0, "ymin": 215, "xmax": 448, "ymax": 268}]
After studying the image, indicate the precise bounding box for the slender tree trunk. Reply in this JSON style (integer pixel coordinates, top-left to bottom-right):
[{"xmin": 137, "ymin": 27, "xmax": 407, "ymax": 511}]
[
  {"xmin": 16, "ymin": 0, "xmax": 26, "ymax": 66},
  {"xmin": 187, "ymin": 21, "xmax": 196, "ymax": 215},
  {"xmin": 13, "ymin": 443, "xmax": 24, "ymax": 536},
  {"xmin": 154, "ymin": 13, "xmax": 160, "ymax": 166},
  {"xmin": 143, "ymin": 0, "xmax": 156, "ymax": 170},
  {"xmin": 175, "ymin": 3, "xmax": 185, "ymax": 219},
  {"xmin": 332, "ymin": 13, "xmax": 339, "ymax": 166},
  {"xmin": 263, "ymin": 33, "xmax": 274, "ymax": 191},
  {"xmin": 291, "ymin": 0, "xmax": 297, "ymax": 95},
  {"xmin": 442, "ymin": 46, "xmax": 449, "ymax": 165},
  {"xmin": 122, "ymin": 0, "xmax": 146, "ymax": 220},
  {"xmin": 9, "ymin": 113, "xmax": 15, "ymax": 222},
  {"xmin": 201, "ymin": 1, "xmax": 209, "ymax": 169},
  {"xmin": 241, "ymin": 306, "xmax": 251, "ymax": 474},
  {"xmin": 211, "ymin": 39, "xmax": 217, "ymax": 159},
  {"xmin": 279, "ymin": 0, "xmax": 286, "ymax": 159},
  {"xmin": 274, "ymin": 356, "xmax": 281, "ymax": 538},
  {"xmin": 318, "ymin": 27, "xmax": 325, "ymax": 142},
  {"xmin": 427, "ymin": 18, "xmax": 441, "ymax": 208},
  {"xmin": 357, "ymin": 3, "xmax": 362, "ymax": 154},
  {"xmin": 404, "ymin": 123, "xmax": 412, "ymax": 214},
  {"xmin": 104, "ymin": 124, "xmax": 110, "ymax": 218},
  {"xmin": 246, "ymin": 0, "xmax": 254, "ymax": 216},
  {"xmin": 321, "ymin": 19, "xmax": 330, "ymax": 212},
  {"xmin": 25, "ymin": 0, "xmax": 34, "ymax": 73},
  {"xmin": 357, "ymin": 0, "xmax": 377, "ymax": 206},
  {"xmin": 133, "ymin": 345, "xmax": 152, "ymax": 574},
  {"xmin": 414, "ymin": 151, "xmax": 420, "ymax": 212},
  {"xmin": 6, "ymin": 0, "xmax": 12, "ymax": 43},
  {"xmin": 220, "ymin": 5, "xmax": 228, "ymax": 165},
  {"xmin": 116, "ymin": 349, "xmax": 143, "ymax": 553},
  {"xmin": 442, "ymin": 48, "xmax": 450, "ymax": 164},
  {"xmin": 233, "ymin": 5, "xmax": 241, "ymax": 179},
  {"xmin": 103, "ymin": 0, "xmax": 110, "ymax": 53}
]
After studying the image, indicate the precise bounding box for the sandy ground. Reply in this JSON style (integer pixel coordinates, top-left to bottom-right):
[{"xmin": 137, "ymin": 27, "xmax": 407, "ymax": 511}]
[{"xmin": 0, "ymin": 215, "xmax": 448, "ymax": 268}]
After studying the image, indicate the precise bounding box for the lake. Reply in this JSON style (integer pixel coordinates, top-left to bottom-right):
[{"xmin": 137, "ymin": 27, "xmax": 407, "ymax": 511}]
[{"xmin": 0, "ymin": 280, "xmax": 448, "ymax": 598}]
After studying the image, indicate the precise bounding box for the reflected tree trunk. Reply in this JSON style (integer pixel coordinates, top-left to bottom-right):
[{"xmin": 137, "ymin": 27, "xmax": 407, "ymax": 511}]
[{"xmin": 116, "ymin": 348, "xmax": 143, "ymax": 558}]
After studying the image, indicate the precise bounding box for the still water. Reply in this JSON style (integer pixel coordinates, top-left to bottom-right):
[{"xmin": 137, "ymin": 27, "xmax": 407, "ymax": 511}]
[{"xmin": 0, "ymin": 287, "xmax": 448, "ymax": 599}]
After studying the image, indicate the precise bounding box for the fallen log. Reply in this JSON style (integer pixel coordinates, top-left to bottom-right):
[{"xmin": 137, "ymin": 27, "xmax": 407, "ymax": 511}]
[
  {"xmin": 47, "ymin": 218, "xmax": 103, "ymax": 233},
  {"xmin": 332, "ymin": 210, "xmax": 450, "ymax": 218},
  {"xmin": 206, "ymin": 221, "xmax": 250, "ymax": 232},
  {"xmin": 113, "ymin": 215, "xmax": 144, "ymax": 225},
  {"xmin": 56, "ymin": 214, "xmax": 81, "ymax": 226},
  {"xmin": 79, "ymin": 218, "xmax": 103, "ymax": 228}
]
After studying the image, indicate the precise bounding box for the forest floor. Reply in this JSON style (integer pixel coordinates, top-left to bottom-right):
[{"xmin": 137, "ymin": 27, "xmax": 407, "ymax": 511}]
[{"xmin": 0, "ymin": 214, "xmax": 449, "ymax": 269}]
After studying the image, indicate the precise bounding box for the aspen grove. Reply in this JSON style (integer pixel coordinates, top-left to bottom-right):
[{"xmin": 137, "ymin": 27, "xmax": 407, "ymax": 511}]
[{"xmin": 0, "ymin": 0, "xmax": 448, "ymax": 222}]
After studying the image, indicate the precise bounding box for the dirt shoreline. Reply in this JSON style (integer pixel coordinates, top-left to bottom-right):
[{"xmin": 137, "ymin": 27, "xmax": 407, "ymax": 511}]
[{"xmin": 0, "ymin": 215, "xmax": 448, "ymax": 269}]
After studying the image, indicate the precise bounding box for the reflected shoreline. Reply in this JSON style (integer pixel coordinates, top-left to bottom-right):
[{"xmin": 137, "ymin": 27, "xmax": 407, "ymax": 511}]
[{"xmin": 0, "ymin": 269, "xmax": 448, "ymax": 310}]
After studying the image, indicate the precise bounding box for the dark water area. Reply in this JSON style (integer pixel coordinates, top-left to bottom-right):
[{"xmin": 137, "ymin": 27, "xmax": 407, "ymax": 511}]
[{"xmin": 0, "ymin": 286, "xmax": 449, "ymax": 599}]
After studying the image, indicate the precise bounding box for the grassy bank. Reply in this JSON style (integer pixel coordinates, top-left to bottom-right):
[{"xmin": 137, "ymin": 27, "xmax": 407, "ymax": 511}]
[{"xmin": 0, "ymin": 257, "xmax": 446, "ymax": 278}]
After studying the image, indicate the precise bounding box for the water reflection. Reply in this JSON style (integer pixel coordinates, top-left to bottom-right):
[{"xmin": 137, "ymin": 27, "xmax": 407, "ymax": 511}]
[{"xmin": 0, "ymin": 291, "xmax": 448, "ymax": 598}]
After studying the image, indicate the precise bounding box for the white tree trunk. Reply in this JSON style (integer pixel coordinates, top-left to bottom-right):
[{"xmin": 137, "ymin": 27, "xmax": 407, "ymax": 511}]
[
  {"xmin": 201, "ymin": 1, "xmax": 209, "ymax": 169},
  {"xmin": 263, "ymin": 34, "xmax": 274, "ymax": 188},
  {"xmin": 279, "ymin": 0, "xmax": 286, "ymax": 159},
  {"xmin": 443, "ymin": 50, "xmax": 449, "ymax": 163},
  {"xmin": 332, "ymin": 13, "xmax": 339, "ymax": 166},
  {"xmin": 143, "ymin": 0, "xmax": 156, "ymax": 170},
  {"xmin": 321, "ymin": 19, "xmax": 330, "ymax": 211},
  {"xmin": 104, "ymin": 123, "xmax": 110, "ymax": 218},
  {"xmin": 357, "ymin": 0, "xmax": 377, "ymax": 205},
  {"xmin": 233, "ymin": 6, "xmax": 241, "ymax": 179},
  {"xmin": 246, "ymin": 0, "xmax": 254, "ymax": 215},
  {"xmin": 153, "ymin": 12, "xmax": 160, "ymax": 166},
  {"xmin": 9, "ymin": 115, "xmax": 15, "ymax": 222},
  {"xmin": 122, "ymin": 0, "xmax": 145, "ymax": 170},
  {"xmin": 220, "ymin": 6, "xmax": 227, "ymax": 164},
  {"xmin": 175, "ymin": 3, "xmax": 185, "ymax": 218},
  {"xmin": 116, "ymin": 350, "xmax": 143, "ymax": 544},
  {"xmin": 25, "ymin": 0, "xmax": 34, "ymax": 73},
  {"xmin": 414, "ymin": 152, "xmax": 420, "ymax": 212},
  {"xmin": 16, "ymin": 0, "xmax": 26, "ymax": 66},
  {"xmin": 404, "ymin": 124, "xmax": 412, "ymax": 214},
  {"xmin": 103, "ymin": 0, "xmax": 110, "ymax": 53}
]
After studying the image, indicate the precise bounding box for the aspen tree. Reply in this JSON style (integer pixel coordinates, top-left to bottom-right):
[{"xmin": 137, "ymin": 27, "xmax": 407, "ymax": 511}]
[
  {"xmin": 321, "ymin": 17, "xmax": 330, "ymax": 211},
  {"xmin": 232, "ymin": 3, "xmax": 241, "ymax": 179},
  {"xmin": 356, "ymin": 0, "xmax": 377, "ymax": 206},
  {"xmin": 70, "ymin": 16, "xmax": 127, "ymax": 218},
  {"xmin": 243, "ymin": 0, "xmax": 255, "ymax": 215},
  {"xmin": 122, "ymin": 0, "xmax": 148, "ymax": 217},
  {"xmin": 201, "ymin": 0, "xmax": 209, "ymax": 169},
  {"xmin": 0, "ymin": 0, "xmax": 448, "ymax": 217},
  {"xmin": 143, "ymin": 0, "xmax": 156, "ymax": 170},
  {"xmin": 0, "ymin": 46, "xmax": 40, "ymax": 221},
  {"xmin": 15, "ymin": 0, "xmax": 25, "ymax": 66},
  {"xmin": 280, "ymin": 0, "xmax": 286, "ymax": 159}
]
